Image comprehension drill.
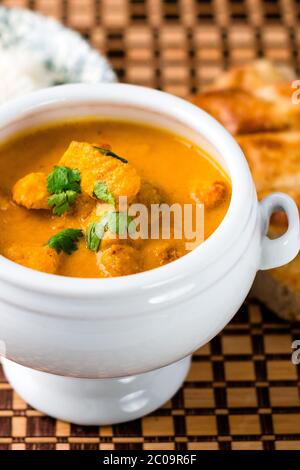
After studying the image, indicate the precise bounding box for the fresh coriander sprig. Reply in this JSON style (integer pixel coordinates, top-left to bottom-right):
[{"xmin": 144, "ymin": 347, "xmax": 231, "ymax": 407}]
[
  {"xmin": 86, "ymin": 222, "xmax": 102, "ymax": 253},
  {"xmin": 48, "ymin": 190, "xmax": 78, "ymax": 216},
  {"xmin": 93, "ymin": 181, "xmax": 115, "ymax": 205},
  {"xmin": 47, "ymin": 166, "xmax": 81, "ymax": 216},
  {"xmin": 47, "ymin": 166, "xmax": 81, "ymax": 194},
  {"xmin": 93, "ymin": 146, "xmax": 128, "ymax": 164},
  {"xmin": 86, "ymin": 212, "xmax": 135, "ymax": 252},
  {"xmin": 104, "ymin": 212, "xmax": 135, "ymax": 237},
  {"xmin": 47, "ymin": 228, "xmax": 83, "ymax": 255}
]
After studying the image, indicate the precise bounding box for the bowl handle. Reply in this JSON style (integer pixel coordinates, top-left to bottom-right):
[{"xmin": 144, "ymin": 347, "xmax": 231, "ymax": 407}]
[{"xmin": 259, "ymin": 192, "xmax": 300, "ymax": 270}]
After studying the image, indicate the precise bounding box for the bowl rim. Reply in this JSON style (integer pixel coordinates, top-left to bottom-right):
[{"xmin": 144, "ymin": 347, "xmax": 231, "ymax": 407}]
[{"xmin": 0, "ymin": 83, "xmax": 254, "ymax": 297}]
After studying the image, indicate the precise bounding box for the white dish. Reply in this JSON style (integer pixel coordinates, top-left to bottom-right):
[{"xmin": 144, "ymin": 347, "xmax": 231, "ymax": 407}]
[{"xmin": 0, "ymin": 84, "xmax": 298, "ymax": 425}]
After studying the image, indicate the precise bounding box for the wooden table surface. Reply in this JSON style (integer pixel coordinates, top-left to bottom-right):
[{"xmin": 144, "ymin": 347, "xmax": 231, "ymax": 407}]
[{"xmin": 0, "ymin": 0, "xmax": 300, "ymax": 451}]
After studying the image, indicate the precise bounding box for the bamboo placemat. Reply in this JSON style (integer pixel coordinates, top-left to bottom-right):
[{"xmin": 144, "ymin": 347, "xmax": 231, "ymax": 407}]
[{"xmin": 0, "ymin": 0, "xmax": 300, "ymax": 451}]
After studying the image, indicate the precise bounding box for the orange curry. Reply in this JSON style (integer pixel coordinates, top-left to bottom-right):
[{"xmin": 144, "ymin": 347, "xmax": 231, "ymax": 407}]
[{"xmin": 0, "ymin": 119, "xmax": 231, "ymax": 277}]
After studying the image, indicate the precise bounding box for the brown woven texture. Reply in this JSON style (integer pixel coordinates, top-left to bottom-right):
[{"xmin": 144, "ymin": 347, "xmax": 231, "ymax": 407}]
[{"xmin": 1, "ymin": 0, "xmax": 300, "ymax": 451}]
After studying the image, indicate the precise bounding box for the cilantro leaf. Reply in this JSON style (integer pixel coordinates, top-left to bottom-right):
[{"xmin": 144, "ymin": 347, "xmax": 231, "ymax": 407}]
[
  {"xmin": 47, "ymin": 166, "xmax": 81, "ymax": 194},
  {"xmin": 93, "ymin": 181, "xmax": 115, "ymax": 205},
  {"xmin": 47, "ymin": 166, "xmax": 81, "ymax": 216},
  {"xmin": 47, "ymin": 229, "xmax": 83, "ymax": 255},
  {"xmin": 86, "ymin": 212, "xmax": 135, "ymax": 252},
  {"xmin": 105, "ymin": 212, "xmax": 135, "ymax": 236},
  {"xmin": 48, "ymin": 190, "xmax": 78, "ymax": 216},
  {"xmin": 86, "ymin": 222, "xmax": 102, "ymax": 252},
  {"xmin": 93, "ymin": 146, "xmax": 128, "ymax": 164},
  {"xmin": 86, "ymin": 218, "xmax": 107, "ymax": 252}
]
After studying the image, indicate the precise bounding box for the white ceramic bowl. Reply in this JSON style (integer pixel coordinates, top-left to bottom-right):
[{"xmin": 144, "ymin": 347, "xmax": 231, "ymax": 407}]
[{"xmin": 0, "ymin": 84, "xmax": 299, "ymax": 425}]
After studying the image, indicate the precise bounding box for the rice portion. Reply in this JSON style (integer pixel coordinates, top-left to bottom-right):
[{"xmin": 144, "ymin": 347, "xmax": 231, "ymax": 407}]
[{"xmin": 0, "ymin": 46, "xmax": 57, "ymax": 104}]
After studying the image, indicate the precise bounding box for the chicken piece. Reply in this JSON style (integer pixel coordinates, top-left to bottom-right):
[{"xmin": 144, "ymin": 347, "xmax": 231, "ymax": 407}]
[
  {"xmin": 141, "ymin": 240, "xmax": 186, "ymax": 271},
  {"xmin": 191, "ymin": 181, "xmax": 228, "ymax": 210},
  {"xmin": 100, "ymin": 231, "xmax": 132, "ymax": 251},
  {"xmin": 134, "ymin": 181, "xmax": 168, "ymax": 235},
  {"xmin": 191, "ymin": 89, "xmax": 289, "ymax": 135},
  {"xmin": 12, "ymin": 172, "xmax": 49, "ymax": 210},
  {"xmin": 3, "ymin": 244, "xmax": 60, "ymax": 274},
  {"xmin": 97, "ymin": 244, "xmax": 140, "ymax": 277},
  {"xmin": 59, "ymin": 141, "xmax": 141, "ymax": 202},
  {"xmin": 135, "ymin": 181, "xmax": 166, "ymax": 207}
]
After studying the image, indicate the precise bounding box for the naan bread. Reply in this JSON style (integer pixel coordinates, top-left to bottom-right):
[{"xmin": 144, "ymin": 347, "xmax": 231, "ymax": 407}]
[
  {"xmin": 191, "ymin": 61, "xmax": 300, "ymax": 320},
  {"xmin": 191, "ymin": 89, "xmax": 289, "ymax": 135},
  {"xmin": 204, "ymin": 59, "xmax": 295, "ymax": 92}
]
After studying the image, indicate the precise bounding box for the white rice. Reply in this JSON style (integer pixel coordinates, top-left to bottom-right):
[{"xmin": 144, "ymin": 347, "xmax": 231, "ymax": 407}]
[{"xmin": 0, "ymin": 46, "xmax": 57, "ymax": 104}]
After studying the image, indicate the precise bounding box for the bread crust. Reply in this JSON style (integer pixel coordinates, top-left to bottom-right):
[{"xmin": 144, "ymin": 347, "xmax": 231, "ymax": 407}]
[
  {"xmin": 191, "ymin": 89, "xmax": 289, "ymax": 135},
  {"xmin": 192, "ymin": 61, "xmax": 300, "ymax": 321},
  {"xmin": 251, "ymin": 270, "xmax": 300, "ymax": 322}
]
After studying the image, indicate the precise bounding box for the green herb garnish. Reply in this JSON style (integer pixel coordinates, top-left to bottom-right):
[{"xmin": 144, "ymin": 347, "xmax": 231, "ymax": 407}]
[
  {"xmin": 86, "ymin": 222, "xmax": 102, "ymax": 252},
  {"xmin": 104, "ymin": 211, "xmax": 135, "ymax": 237},
  {"xmin": 86, "ymin": 212, "xmax": 135, "ymax": 252},
  {"xmin": 93, "ymin": 146, "xmax": 128, "ymax": 164},
  {"xmin": 48, "ymin": 190, "xmax": 78, "ymax": 216},
  {"xmin": 47, "ymin": 166, "xmax": 81, "ymax": 194},
  {"xmin": 47, "ymin": 166, "xmax": 81, "ymax": 215},
  {"xmin": 93, "ymin": 181, "xmax": 115, "ymax": 205},
  {"xmin": 47, "ymin": 229, "xmax": 83, "ymax": 255}
]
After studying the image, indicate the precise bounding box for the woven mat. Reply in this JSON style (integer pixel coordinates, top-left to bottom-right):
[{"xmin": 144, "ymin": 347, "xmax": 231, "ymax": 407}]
[{"xmin": 1, "ymin": 0, "xmax": 300, "ymax": 451}]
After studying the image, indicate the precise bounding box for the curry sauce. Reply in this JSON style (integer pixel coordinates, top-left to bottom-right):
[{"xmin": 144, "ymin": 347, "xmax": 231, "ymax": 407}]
[{"xmin": 0, "ymin": 119, "xmax": 231, "ymax": 278}]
